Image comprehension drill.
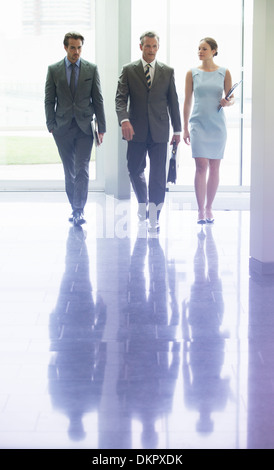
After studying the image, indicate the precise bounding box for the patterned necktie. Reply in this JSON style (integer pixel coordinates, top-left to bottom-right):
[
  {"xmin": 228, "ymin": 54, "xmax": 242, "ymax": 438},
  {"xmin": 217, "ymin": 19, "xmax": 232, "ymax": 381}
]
[
  {"xmin": 70, "ymin": 63, "xmax": 76, "ymax": 96},
  {"xmin": 145, "ymin": 64, "xmax": 151, "ymax": 88}
]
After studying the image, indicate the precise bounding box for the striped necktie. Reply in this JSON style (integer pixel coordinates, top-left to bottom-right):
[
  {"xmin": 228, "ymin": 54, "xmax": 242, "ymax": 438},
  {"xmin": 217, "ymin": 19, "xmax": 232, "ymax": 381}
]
[{"xmin": 145, "ymin": 64, "xmax": 152, "ymax": 88}]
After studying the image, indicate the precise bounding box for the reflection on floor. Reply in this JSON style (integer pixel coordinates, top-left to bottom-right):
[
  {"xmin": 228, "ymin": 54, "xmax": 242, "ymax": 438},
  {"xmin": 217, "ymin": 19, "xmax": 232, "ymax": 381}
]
[{"xmin": 0, "ymin": 192, "xmax": 274, "ymax": 449}]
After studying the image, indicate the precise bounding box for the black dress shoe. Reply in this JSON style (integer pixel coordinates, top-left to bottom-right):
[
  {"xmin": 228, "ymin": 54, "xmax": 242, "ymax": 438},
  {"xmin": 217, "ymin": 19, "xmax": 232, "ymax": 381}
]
[{"xmin": 73, "ymin": 211, "xmax": 86, "ymax": 226}]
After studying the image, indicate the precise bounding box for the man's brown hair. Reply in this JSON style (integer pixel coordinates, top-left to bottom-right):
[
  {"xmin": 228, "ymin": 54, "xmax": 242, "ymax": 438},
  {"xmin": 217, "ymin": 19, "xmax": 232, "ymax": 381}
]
[{"xmin": 63, "ymin": 32, "xmax": 84, "ymax": 47}]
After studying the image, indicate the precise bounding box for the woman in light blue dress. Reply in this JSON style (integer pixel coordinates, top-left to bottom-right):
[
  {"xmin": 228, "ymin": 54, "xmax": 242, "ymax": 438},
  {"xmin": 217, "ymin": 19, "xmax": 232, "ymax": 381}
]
[{"xmin": 183, "ymin": 38, "xmax": 234, "ymax": 224}]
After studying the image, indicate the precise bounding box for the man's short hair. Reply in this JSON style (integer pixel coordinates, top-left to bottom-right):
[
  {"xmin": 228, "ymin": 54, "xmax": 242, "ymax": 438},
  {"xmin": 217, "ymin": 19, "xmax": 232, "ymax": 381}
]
[
  {"xmin": 139, "ymin": 31, "xmax": 160, "ymax": 46},
  {"xmin": 63, "ymin": 32, "xmax": 85, "ymax": 47}
]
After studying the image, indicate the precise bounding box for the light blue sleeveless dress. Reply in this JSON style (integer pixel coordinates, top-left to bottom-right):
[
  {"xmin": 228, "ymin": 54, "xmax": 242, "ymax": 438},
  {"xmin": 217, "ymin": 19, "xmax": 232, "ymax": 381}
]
[{"xmin": 189, "ymin": 67, "xmax": 227, "ymax": 159}]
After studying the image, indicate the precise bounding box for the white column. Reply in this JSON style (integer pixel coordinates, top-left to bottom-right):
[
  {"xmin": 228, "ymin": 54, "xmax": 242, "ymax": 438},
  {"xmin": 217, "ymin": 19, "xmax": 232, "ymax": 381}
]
[
  {"xmin": 95, "ymin": 0, "xmax": 131, "ymax": 199},
  {"xmin": 249, "ymin": 0, "xmax": 274, "ymax": 275}
]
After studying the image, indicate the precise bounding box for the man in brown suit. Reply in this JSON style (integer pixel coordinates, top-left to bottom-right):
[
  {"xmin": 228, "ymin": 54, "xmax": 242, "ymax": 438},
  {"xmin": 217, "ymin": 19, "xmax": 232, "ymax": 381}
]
[{"xmin": 116, "ymin": 31, "xmax": 181, "ymax": 232}]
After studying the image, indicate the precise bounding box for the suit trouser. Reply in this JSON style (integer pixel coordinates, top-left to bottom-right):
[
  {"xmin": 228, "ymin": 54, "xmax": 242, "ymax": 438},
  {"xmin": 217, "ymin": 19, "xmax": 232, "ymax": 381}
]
[
  {"xmin": 127, "ymin": 132, "xmax": 168, "ymax": 219},
  {"xmin": 53, "ymin": 119, "xmax": 93, "ymax": 212}
]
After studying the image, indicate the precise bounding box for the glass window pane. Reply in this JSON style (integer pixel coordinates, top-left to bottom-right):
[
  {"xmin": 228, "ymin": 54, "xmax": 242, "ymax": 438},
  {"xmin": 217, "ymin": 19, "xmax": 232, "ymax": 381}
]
[
  {"xmin": 131, "ymin": 0, "xmax": 168, "ymax": 62},
  {"xmin": 0, "ymin": 0, "xmax": 96, "ymax": 182},
  {"xmin": 131, "ymin": 0, "xmax": 252, "ymax": 188},
  {"xmin": 169, "ymin": 0, "xmax": 243, "ymax": 186}
]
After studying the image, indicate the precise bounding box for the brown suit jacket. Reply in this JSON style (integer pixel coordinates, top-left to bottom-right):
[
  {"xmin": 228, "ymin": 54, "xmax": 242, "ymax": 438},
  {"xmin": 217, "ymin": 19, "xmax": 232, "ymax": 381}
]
[{"xmin": 115, "ymin": 59, "xmax": 181, "ymax": 143}]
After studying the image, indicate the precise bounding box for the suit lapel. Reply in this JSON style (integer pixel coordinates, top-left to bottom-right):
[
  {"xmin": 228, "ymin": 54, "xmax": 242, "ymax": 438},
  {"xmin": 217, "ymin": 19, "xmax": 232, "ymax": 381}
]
[
  {"xmin": 56, "ymin": 59, "xmax": 72, "ymax": 96},
  {"xmin": 134, "ymin": 60, "xmax": 149, "ymax": 88},
  {"xmin": 78, "ymin": 59, "xmax": 86, "ymax": 84},
  {"xmin": 133, "ymin": 60, "xmax": 164, "ymax": 89},
  {"xmin": 75, "ymin": 60, "xmax": 84, "ymax": 97},
  {"xmin": 152, "ymin": 62, "xmax": 163, "ymax": 88},
  {"xmin": 76, "ymin": 60, "xmax": 91, "ymax": 97},
  {"xmin": 58, "ymin": 59, "xmax": 68, "ymax": 81}
]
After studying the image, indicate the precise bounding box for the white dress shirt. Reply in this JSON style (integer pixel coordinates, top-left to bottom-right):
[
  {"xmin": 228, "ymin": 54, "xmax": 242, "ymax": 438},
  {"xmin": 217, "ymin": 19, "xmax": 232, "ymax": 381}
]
[{"xmin": 141, "ymin": 58, "xmax": 156, "ymax": 85}]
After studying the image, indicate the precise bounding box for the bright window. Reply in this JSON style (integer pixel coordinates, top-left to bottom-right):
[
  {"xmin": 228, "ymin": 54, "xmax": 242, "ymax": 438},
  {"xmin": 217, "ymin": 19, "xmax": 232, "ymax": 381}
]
[
  {"xmin": 0, "ymin": 0, "xmax": 96, "ymax": 182},
  {"xmin": 131, "ymin": 0, "xmax": 253, "ymax": 188}
]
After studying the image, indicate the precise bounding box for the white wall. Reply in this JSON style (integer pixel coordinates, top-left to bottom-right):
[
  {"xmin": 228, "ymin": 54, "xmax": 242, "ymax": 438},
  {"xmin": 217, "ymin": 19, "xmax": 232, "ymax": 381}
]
[{"xmin": 250, "ymin": 0, "xmax": 274, "ymax": 274}]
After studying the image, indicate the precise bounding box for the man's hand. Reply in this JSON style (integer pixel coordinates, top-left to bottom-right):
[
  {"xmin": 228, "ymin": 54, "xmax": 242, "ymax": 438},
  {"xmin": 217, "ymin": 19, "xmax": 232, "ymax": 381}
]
[
  {"xmin": 98, "ymin": 133, "xmax": 104, "ymax": 145},
  {"xmin": 121, "ymin": 121, "xmax": 135, "ymax": 141},
  {"xmin": 170, "ymin": 134, "xmax": 181, "ymax": 146}
]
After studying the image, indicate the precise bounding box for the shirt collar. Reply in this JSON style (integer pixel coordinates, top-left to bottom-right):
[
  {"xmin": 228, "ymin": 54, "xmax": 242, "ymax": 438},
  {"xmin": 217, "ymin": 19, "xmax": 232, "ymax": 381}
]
[
  {"xmin": 65, "ymin": 57, "xmax": 81, "ymax": 68},
  {"xmin": 141, "ymin": 58, "xmax": 156, "ymax": 69}
]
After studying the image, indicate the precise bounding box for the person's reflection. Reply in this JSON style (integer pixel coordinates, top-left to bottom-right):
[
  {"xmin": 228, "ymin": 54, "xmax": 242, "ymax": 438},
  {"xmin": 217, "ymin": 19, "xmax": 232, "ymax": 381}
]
[
  {"xmin": 117, "ymin": 236, "xmax": 180, "ymax": 449},
  {"xmin": 182, "ymin": 226, "xmax": 230, "ymax": 433},
  {"xmin": 48, "ymin": 226, "xmax": 106, "ymax": 441}
]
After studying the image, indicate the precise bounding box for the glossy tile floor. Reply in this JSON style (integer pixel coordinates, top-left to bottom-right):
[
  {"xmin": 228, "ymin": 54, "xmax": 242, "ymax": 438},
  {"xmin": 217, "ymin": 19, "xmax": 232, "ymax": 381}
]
[{"xmin": 0, "ymin": 191, "xmax": 274, "ymax": 450}]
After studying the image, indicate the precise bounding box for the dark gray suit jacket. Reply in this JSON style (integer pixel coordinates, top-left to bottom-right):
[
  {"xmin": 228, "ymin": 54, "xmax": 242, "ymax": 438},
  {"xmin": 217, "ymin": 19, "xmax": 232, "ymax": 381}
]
[
  {"xmin": 115, "ymin": 59, "xmax": 181, "ymax": 143},
  {"xmin": 45, "ymin": 58, "xmax": 106, "ymax": 136}
]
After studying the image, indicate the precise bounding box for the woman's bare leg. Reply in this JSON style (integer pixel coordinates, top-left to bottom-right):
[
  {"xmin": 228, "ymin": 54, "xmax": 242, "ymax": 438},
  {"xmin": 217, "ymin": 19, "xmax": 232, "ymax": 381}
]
[
  {"xmin": 205, "ymin": 159, "xmax": 221, "ymax": 219},
  {"xmin": 194, "ymin": 158, "xmax": 209, "ymax": 220}
]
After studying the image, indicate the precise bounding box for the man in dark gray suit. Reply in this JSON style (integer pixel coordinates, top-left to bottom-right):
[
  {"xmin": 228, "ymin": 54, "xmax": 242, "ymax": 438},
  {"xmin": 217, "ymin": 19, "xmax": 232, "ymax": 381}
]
[
  {"xmin": 116, "ymin": 31, "xmax": 181, "ymax": 232},
  {"xmin": 45, "ymin": 32, "xmax": 106, "ymax": 226}
]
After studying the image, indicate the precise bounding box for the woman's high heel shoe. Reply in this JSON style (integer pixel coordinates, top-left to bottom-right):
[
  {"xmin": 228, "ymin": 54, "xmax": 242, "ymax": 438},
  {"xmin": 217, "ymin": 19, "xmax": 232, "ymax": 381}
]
[{"xmin": 197, "ymin": 209, "xmax": 206, "ymax": 225}]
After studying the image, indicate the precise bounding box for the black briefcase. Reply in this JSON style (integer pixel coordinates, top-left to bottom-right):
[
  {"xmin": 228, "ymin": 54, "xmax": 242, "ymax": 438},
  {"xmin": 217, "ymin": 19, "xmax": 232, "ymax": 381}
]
[{"xmin": 167, "ymin": 142, "xmax": 178, "ymax": 184}]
